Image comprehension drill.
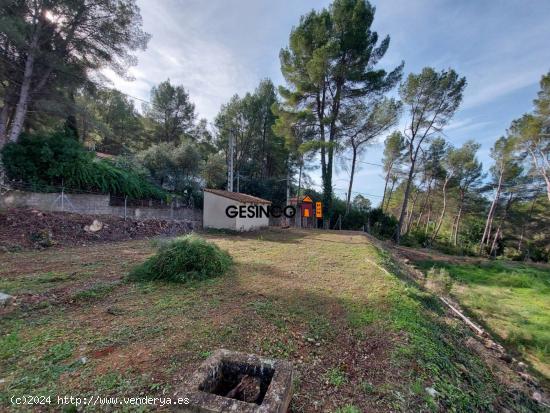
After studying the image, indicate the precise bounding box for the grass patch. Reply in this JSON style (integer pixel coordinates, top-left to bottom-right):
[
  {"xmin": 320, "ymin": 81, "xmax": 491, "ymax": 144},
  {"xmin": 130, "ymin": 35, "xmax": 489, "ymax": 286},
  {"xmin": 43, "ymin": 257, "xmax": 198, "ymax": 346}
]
[
  {"xmin": 307, "ymin": 315, "xmax": 333, "ymax": 341},
  {"xmin": 128, "ymin": 234, "xmax": 232, "ymax": 283},
  {"xmin": 414, "ymin": 259, "xmax": 550, "ymax": 379},
  {"xmin": 377, "ymin": 250, "xmax": 545, "ymax": 411},
  {"xmin": 334, "ymin": 405, "xmax": 361, "ymax": 413},
  {"xmin": 344, "ymin": 301, "xmax": 380, "ymax": 330},
  {"xmin": 0, "ymin": 271, "xmax": 74, "ymax": 295},
  {"xmin": 72, "ymin": 283, "xmax": 115, "ymax": 301},
  {"xmin": 0, "ymin": 230, "xmax": 544, "ymax": 412},
  {"xmin": 325, "ymin": 367, "xmax": 347, "ymax": 387},
  {"xmin": 0, "ymin": 331, "xmax": 22, "ymax": 361}
]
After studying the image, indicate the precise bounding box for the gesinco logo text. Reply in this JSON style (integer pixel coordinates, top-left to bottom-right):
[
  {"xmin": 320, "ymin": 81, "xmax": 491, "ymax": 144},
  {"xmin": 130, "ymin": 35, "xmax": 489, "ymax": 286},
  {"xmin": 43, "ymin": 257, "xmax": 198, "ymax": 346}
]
[{"xmin": 226, "ymin": 204, "xmax": 296, "ymax": 218}]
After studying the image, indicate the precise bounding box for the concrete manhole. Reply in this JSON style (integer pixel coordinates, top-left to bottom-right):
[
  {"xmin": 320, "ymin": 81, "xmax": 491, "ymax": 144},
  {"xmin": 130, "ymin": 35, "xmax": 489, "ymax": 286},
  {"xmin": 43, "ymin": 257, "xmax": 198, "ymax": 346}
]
[{"xmin": 177, "ymin": 349, "xmax": 293, "ymax": 412}]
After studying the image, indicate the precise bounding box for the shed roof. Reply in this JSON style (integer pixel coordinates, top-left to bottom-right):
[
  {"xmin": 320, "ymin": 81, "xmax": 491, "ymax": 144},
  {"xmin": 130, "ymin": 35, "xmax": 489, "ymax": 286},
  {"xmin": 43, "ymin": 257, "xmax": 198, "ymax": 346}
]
[{"xmin": 204, "ymin": 189, "xmax": 271, "ymax": 204}]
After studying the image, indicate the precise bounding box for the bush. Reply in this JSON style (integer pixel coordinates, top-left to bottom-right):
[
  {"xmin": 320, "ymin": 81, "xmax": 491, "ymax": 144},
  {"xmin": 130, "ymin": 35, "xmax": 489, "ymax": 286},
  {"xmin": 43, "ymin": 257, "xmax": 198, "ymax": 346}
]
[
  {"xmin": 402, "ymin": 228, "xmax": 430, "ymax": 248},
  {"xmin": 1, "ymin": 131, "xmax": 165, "ymax": 199},
  {"xmin": 503, "ymin": 247, "xmax": 525, "ymax": 261},
  {"xmin": 128, "ymin": 235, "xmax": 232, "ymax": 283},
  {"xmin": 366, "ymin": 208, "xmax": 398, "ymax": 239}
]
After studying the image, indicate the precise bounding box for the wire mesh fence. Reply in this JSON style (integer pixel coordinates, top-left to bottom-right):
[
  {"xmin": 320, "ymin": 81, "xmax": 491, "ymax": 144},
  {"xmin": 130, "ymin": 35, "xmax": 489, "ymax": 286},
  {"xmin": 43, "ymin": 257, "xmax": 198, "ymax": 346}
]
[{"xmin": 1, "ymin": 180, "xmax": 202, "ymax": 223}]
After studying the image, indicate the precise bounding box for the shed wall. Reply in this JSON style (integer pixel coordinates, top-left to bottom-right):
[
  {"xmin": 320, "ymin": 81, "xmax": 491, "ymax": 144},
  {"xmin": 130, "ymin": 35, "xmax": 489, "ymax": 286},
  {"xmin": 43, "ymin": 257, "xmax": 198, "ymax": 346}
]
[
  {"xmin": 203, "ymin": 192, "xmax": 237, "ymax": 230},
  {"xmin": 236, "ymin": 203, "xmax": 269, "ymax": 231}
]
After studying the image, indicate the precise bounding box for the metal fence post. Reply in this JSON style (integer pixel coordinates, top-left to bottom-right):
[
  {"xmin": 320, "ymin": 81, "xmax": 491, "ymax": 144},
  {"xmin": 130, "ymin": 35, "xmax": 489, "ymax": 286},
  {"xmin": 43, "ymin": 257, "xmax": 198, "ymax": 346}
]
[{"xmin": 124, "ymin": 196, "xmax": 127, "ymax": 220}]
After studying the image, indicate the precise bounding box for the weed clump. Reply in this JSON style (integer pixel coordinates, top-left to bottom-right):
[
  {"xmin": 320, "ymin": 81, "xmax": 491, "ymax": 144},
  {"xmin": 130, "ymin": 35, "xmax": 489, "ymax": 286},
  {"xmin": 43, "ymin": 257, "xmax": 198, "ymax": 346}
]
[{"xmin": 129, "ymin": 235, "xmax": 232, "ymax": 283}]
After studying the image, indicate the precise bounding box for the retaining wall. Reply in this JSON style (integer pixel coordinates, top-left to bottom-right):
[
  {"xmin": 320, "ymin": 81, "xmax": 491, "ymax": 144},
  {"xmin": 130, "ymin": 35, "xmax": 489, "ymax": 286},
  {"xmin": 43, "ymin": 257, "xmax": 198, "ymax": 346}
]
[{"xmin": 0, "ymin": 190, "xmax": 202, "ymax": 227}]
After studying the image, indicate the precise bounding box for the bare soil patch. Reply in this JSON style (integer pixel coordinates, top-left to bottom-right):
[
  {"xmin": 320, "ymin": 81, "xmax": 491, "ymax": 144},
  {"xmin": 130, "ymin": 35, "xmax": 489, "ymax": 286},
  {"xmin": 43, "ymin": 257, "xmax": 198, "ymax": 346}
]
[{"xmin": 0, "ymin": 207, "xmax": 192, "ymax": 250}]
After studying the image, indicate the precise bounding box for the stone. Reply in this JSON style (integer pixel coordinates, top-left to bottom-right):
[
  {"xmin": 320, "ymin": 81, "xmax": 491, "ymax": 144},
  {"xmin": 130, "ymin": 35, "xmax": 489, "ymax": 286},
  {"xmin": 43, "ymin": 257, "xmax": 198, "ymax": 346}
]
[
  {"xmin": 177, "ymin": 349, "xmax": 293, "ymax": 413},
  {"xmin": 425, "ymin": 387, "xmax": 439, "ymax": 397},
  {"xmin": 532, "ymin": 391, "xmax": 542, "ymax": 403},
  {"xmin": 0, "ymin": 292, "xmax": 14, "ymax": 307},
  {"xmin": 84, "ymin": 219, "xmax": 103, "ymax": 232},
  {"xmin": 519, "ymin": 372, "xmax": 539, "ymax": 387},
  {"xmin": 499, "ymin": 353, "xmax": 513, "ymax": 363}
]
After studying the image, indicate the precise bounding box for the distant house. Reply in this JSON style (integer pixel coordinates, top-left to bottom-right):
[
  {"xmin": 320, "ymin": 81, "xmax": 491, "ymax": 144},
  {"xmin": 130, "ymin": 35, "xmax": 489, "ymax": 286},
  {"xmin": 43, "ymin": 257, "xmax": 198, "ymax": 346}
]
[{"xmin": 203, "ymin": 189, "xmax": 271, "ymax": 232}]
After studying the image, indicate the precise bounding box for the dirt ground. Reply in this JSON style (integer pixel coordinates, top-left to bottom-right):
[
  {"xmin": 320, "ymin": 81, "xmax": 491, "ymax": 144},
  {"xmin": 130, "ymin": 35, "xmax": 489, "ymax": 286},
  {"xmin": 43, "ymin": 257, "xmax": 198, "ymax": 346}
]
[
  {"xmin": 0, "ymin": 208, "xmax": 193, "ymax": 250},
  {"xmin": 0, "ymin": 229, "xmax": 546, "ymax": 412}
]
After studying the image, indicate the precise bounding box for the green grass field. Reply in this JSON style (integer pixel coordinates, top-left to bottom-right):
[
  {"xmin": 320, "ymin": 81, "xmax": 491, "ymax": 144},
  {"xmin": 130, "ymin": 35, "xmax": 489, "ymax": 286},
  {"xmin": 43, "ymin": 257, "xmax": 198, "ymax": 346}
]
[
  {"xmin": 413, "ymin": 259, "xmax": 550, "ymax": 380},
  {"xmin": 0, "ymin": 230, "xmax": 545, "ymax": 411}
]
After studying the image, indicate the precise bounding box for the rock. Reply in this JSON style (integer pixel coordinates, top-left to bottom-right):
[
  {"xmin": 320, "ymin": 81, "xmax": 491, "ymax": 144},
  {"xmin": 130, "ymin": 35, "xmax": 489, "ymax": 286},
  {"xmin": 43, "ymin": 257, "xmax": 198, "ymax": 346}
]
[
  {"xmin": 517, "ymin": 361, "xmax": 527, "ymax": 372},
  {"xmin": 425, "ymin": 387, "xmax": 439, "ymax": 397},
  {"xmin": 80, "ymin": 357, "xmax": 88, "ymax": 364},
  {"xmin": 84, "ymin": 219, "xmax": 104, "ymax": 232},
  {"xmin": 0, "ymin": 292, "xmax": 14, "ymax": 307},
  {"xmin": 519, "ymin": 372, "xmax": 539, "ymax": 386},
  {"xmin": 483, "ymin": 338, "xmax": 496, "ymax": 349},
  {"xmin": 532, "ymin": 391, "xmax": 542, "ymax": 403},
  {"xmin": 500, "ymin": 353, "xmax": 513, "ymax": 363}
]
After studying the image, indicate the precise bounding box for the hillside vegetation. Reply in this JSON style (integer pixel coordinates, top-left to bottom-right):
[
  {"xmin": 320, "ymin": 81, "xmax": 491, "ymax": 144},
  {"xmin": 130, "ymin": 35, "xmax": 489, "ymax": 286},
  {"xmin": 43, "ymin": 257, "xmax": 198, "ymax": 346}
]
[{"xmin": 412, "ymin": 258, "xmax": 550, "ymax": 380}]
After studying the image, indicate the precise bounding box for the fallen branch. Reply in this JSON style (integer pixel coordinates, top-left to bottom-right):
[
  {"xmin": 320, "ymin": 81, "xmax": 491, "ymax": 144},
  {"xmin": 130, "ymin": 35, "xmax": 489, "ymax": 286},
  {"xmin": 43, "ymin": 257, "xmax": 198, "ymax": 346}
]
[{"xmin": 439, "ymin": 296, "xmax": 485, "ymax": 336}]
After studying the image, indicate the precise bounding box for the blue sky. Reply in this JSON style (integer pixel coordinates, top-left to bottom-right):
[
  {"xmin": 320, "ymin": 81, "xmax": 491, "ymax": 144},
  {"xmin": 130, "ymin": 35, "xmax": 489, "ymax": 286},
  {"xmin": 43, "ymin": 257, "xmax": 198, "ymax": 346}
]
[{"xmin": 108, "ymin": 0, "xmax": 550, "ymax": 205}]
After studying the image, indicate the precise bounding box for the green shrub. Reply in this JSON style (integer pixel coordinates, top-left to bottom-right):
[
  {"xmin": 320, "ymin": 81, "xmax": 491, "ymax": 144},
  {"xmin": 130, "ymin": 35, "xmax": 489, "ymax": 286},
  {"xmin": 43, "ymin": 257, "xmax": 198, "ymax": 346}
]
[
  {"xmin": 503, "ymin": 247, "xmax": 524, "ymax": 261},
  {"xmin": 402, "ymin": 228, "xmax": 430, "ymax": 247},
  {"xmin": 128, "ymin": 235, "xmax": 232, "ymax": 283},
  {"xmin": 1, "ymin": 131, "xmax": 165, "ymax": 199},
  {"xmin": 367, "ymin": 208, "xmax": 398, "ymax": 239},
  {"xmin": 334, "ymin": 405, "xmax": 361, "ymax": 413}
]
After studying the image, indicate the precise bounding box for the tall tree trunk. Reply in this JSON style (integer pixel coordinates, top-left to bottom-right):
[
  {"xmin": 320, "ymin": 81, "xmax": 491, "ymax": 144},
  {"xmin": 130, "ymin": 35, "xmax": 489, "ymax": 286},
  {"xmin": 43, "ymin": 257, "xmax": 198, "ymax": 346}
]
[
  {"xmin": 296, "ymin": 160, "xmax": 303, "ymax": 228},
  {"xmin": 518, "ymin": 193, "xmax": 538, "ymax": 252},
  {"xmin": 449, "ymin": 214, "xmax": 458, "ymax": 243},
  {"xmin": 405, "ymin": 187, "xmax": 419, "ymax": 234},
  {"xmin": 9, "ymin": 30, "xmax": 40, "ymax": 142},
  {"xmin": 324, "ymin": 78, "xmax": 344, "ymax": 228},
  {"xmin": 297, "ymin": 159, "xmax": 303, "ymax": 198},
  {"xmin": 431, "ymin": 175, "xmax": 452, "ymax": 243},
  {"xmin": 424, "ymin": 205, "xmax": 432, "ymax": 235},
  {"xmin": 489, "ymin": 193, "xmax": 514, "ymax": 256},
  {"xmin": 489, "ymin": 227, "xmax": 501, "ymax": 257},
  {"xmin": 346, "ymin": 147, "xmax": 357, "ymax": 213},
  {"xmin": 452, "ymin": 191, "xmax": 465, "ymax": 246},
  {"xmin": 261, "ymin": 113, "xmax": 267, "ymax": 179},
  {"xmin": 0, "ymin": 104, "xmax": 9, "ymax": 148},
  {"xmin": 480, "ymin": 164, "xmax": 504, "ymax": 250},
  {"xmin": 395, "ymin": 158, "xmax": 416, "ymax": 243},
  {"xmin": 316, "ymin": 88, "xmax": 330, "ymax": 226},
  {"xmin": 380, "ymin": 162, "xmax": 393, "ymax": 212},
  {"xmin": 385, "ymin": 179, "xmax": 396, "ymax": 212},
  {"xmin": 415, "ymin": 178, "xmax": 433, "ymax": 228},
  {"xmin": 453, "ymin": 207, "xmax": 463, "ymax": 246}
]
